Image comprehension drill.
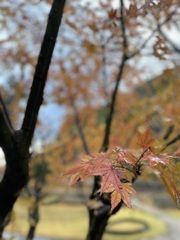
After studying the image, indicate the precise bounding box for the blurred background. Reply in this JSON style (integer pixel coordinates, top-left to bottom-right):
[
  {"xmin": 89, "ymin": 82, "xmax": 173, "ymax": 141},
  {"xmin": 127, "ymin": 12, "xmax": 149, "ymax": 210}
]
[{"xmin": 0, "ymin": 0, "xmax": 179, "ymax": 239}]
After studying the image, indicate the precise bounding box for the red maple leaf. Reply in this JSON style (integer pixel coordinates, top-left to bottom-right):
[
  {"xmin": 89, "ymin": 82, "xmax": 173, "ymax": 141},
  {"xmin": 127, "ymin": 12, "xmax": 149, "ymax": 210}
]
[
  {"xmin": 141, "ymin": 152, "xmax": 173, "ymax": 168},
  {"xmin": 136, "ymin": 126, "xmax": 155, "ymax": 150},
  {"xmin": 115, "ymin": 147, "xmax": 137, "ymax": 165},
  {"xmin": 65, "ymin": 151, "xmax": 136, "ymax": 210},
  {"xmin": 102, "ymin": 182, "xmax": 136, "ymax": 211},
  {"xmin": 64, "ymin": 157, "xmax": 94, "ymax": 185}
]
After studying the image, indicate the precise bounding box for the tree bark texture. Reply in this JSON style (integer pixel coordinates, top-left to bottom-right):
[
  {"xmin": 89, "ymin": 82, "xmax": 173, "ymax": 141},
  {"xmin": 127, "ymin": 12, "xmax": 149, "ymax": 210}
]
[{"xmin": 0, "ymin": 0, "xmax": 66, "ymax": 235}]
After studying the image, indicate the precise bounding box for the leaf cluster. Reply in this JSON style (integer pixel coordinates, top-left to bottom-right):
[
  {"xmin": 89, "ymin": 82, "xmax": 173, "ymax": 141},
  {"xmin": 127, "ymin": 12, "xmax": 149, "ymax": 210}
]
[{"xmin": 65, "ymin": 127, "xmax": 179, "ymax": 211}]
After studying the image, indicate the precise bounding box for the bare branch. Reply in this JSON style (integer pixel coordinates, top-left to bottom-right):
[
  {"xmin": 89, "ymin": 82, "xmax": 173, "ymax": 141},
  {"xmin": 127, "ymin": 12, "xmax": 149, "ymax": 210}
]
[
  {"xmin": 120, "ymin": 0, "xmax": 128, "ymax": 53},
  {"xmin": 161, "ymin": 134, "xmax": 180, "ymax": 152},
  {"xmin": 70, "ymin": 97, "xmax": 90, "ymax": 155},
  {"xmin": 129, "ymin": 8, "xmax": 179, "ymax": 58},
  {"xmin": 100, "ymin": 0, "xmax": 128, "ymax": 152},
  {"xmin": 158, "ymin": 26, "xmax": 180, "ymax": 53}
]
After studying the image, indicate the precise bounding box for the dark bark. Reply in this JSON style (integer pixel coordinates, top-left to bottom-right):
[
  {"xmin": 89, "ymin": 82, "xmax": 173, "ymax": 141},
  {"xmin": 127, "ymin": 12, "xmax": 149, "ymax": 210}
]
[
  {"xmin": 27, "ymin": 225, "xmax": 37, "ymax": 240},
  {"xmin": 0, "ymin": 0, "xmax": 66, "ymax": 234},
  {"xmin": 27, "ymin": 188, "xmax": 40, "ymax": 240},
  {"xmin": 22, "ymin": 0, "xmax": 66, "ymax": 146},
  {"xmin": 86, "ymin": 207, "xmax": 110, "ymax": 240}
]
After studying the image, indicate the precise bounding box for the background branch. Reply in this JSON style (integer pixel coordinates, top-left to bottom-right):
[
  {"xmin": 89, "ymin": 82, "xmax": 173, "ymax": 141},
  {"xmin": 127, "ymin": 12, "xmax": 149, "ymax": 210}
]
[
  {"xmin": 69, "ymin": 97, "xmax": 90, "ymax": 155},
  {"xmin": 100, "ymin": 0, "xmax": 128, "ymax": 152}
]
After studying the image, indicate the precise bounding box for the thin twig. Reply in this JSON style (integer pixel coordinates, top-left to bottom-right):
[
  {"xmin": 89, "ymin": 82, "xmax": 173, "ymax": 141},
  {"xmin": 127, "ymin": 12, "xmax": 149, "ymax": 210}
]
[
  {"xmin": 161, "ymin": 134, "xmax": 180, "ymax": 152},
  {"xmin": 69, "ymin": 97, "xmax": 90, "ymax": 155},
  {"xmin": 100, "ymin": 0, "xmax": 128, "ymax": 152}
]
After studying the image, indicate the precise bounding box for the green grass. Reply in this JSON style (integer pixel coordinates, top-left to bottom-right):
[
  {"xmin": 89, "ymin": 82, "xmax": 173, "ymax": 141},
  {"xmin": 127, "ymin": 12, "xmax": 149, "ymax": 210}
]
[{"xmin": 6, "ymin": 198, "xmax": 167, "ymax": 240}]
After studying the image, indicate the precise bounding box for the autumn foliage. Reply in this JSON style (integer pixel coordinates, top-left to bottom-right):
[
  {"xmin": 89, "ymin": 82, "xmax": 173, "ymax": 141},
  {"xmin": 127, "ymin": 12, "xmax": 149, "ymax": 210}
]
[
  {"xmin": 0, "ymin": 0, "xmax": 180, "ymax": 239},
  {"xmin": 65, "ymin": 127, "xmax": 179, "ymax": 211}
]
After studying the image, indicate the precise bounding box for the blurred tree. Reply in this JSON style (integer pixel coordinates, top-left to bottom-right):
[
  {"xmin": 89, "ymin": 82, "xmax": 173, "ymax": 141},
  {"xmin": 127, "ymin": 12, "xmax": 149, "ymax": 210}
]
[
  {"xmin": 26, "ymin": 154, "xmax": 51, "ymax": 240},
  {"xmin": 0, "ymin": 0, "xmax": 66, "ymax": 236}
]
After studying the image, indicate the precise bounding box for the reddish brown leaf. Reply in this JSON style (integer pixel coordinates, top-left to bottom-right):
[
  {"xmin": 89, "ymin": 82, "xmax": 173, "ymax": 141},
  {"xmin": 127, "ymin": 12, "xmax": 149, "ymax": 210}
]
[
  {"xmin": 115, "ymin": 147, "xmax": 137, "ymax": 165},
  {"xmin": 109, "ymin": 182, "xmax": 136, "ymax": 211},
  {"xmin": 136, "ymin": 126, "xmax": 155, "ymax": 150},
  {"xmin": 108, "ymin": 9, "xmax": 117, "ymax": 20},
  {"xmin": 64, "ymin": 157, "xmax": 94, "ymax": 185}
]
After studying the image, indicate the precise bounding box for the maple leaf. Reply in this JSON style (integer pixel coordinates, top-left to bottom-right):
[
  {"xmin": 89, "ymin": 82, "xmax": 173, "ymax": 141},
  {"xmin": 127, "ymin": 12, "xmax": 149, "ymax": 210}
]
[
  {"xmin": 64, "ymin": 151, "xmax": 116, "ymax": 185},
  {"xmin": 64, "ymin": 157, "xmax": 94, "ymax": 185},
  {"xmin": 121, "ymin": 182, "xmax": 136, "ymax": 208},
  {"xmin": 64, "ymin": 151, "xmax": 136, "ymax": 211},
  {"xmin": 136, "ymin": 126, "xmax": 155, "ymax": 150},
  {"xmin": 108, "ymin": 9, "xmax": 117, "ymax": 20},
  {"xmin": 110, "ymin": 190, "xmax": 122, "ymax": 211},
  {"xmin": 161, "ymin": 172, "xmax": 180, "ymax": 207},
  {"xmin": 95, "ymin": 160, "xmax": 135, "ymax": 211},
  {"xmin": 115, "ymin": 147, "xmax": 137, "ymax": 165},
  {"xmin": 107, "ymin": 182, "xmax": 136, "ymax": 211},
  {"xmin": 142, "ymin": 152, "xmax": 173, "ymax": 168},
  {"xmin": 95, "ymin": 161, "xmax": 126, "ymax": 192},
  {"xmin": 126, "ymin": 4, "xmax": 138, "ymax": 18}
]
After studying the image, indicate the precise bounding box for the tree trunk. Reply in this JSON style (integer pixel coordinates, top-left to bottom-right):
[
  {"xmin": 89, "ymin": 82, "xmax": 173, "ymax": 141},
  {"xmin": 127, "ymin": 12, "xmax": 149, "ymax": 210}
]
[
  {"xmin": 86, "ymin": 206, "xmax": 110, "ymax": 240},
  {"xmin": 0, "ymin": 0, "xmax": 66, "ymax": 234},
  {"xmin": 27, "ymin": 201, "xmax": 39, "ymax": 240}
]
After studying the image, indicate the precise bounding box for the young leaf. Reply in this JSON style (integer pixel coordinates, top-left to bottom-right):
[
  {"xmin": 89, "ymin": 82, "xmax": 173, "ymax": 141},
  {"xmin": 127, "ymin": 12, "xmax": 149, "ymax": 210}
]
[
  {"xmin": 136, "ymin": 126, "xmax": 155, "ymax": 150},
  {"xmin": 148, "ymin": 153, "xmax": 173, "ymax": 168},
  {"xmin": 96, "ymin": 161, "xmax": 126, "ymax": 194},
  {"xmin": 115, "ymin": 147, "xmax": 137, "ymax": 165},
  {"xmin": 64, "ymin": 157, "xmax": 94, "ymax": 185}
]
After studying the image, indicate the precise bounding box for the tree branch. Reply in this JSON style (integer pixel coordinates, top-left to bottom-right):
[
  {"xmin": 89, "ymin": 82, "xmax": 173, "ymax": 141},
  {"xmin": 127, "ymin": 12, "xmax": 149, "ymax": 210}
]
[
  {"xmin": 70, "ymin": 97, "xmax": 90, "ymax": 155},
  {"xmin": 161, "ymin": 134, "xmax": 180, "ymax": 152},
  {"xmin": 100, "ymin": 0, "xmax": 128, "ymax": 152},
  {"xmin": 22, "ymin": 0, "xmax": 66, "ymax": 146},
  {"xmin": 158, "ymin": 25, "xmax": 180, "ymax": 53},
  {"xmin": 0, "ymin": 93, "xmax": 13, "ymax": 151}
]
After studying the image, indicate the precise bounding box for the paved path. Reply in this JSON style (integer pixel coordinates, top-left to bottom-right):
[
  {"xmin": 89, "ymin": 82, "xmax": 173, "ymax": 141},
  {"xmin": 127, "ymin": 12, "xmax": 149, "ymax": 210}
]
[{"xmin": 133, "ymin": 199, "xmax": 180, "ymax": 240}]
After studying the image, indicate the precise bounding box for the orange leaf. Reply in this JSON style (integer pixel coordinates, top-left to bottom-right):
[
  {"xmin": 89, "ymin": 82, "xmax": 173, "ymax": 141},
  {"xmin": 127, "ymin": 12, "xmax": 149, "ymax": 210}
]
[
  {"xmin": 122, "ymin": 182, "xmax": 136, "ymax": 208},
  {"xmin": 111, "ymin": 190, "xmax": 122, "ymax": 211}
]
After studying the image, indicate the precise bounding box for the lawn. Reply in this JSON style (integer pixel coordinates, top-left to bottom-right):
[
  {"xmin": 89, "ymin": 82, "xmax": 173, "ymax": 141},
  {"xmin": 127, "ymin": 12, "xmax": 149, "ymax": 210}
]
[{"xmin": 5, "ymin": 198, "xmax": 167, "ymax": 240}]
